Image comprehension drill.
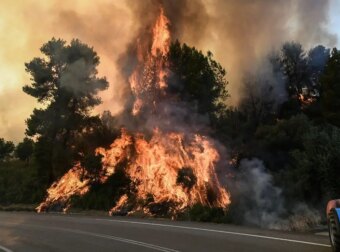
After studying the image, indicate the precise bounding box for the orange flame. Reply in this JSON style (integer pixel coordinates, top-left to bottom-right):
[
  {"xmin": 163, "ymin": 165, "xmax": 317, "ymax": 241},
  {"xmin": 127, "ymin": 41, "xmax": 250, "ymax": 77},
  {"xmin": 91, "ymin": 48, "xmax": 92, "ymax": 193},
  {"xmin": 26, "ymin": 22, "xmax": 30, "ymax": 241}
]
[
  {"xmin": 37, "ymin": 8, "xmax": 231, "ymax": 215},
  {"xmin": 151, "ymin": 8, "xmax": 170, "ymax": 57},
  {"xmin": 103, "ymin": 129, "xmax": 230, "ymax": 214},
  {"xmin": 36, "ymin": 130, "xmax": 132, "ymax": 212},
  {"xmin": 129, "ymin": 8, "xmax": 170, "ymax": 116},
  {"xmin": 37, "ymin": 129, "xmax": 230, "ymax": 213},
  {"xmin": 36, "ymin": 164, "xmax": 90, "ymax": 213}
]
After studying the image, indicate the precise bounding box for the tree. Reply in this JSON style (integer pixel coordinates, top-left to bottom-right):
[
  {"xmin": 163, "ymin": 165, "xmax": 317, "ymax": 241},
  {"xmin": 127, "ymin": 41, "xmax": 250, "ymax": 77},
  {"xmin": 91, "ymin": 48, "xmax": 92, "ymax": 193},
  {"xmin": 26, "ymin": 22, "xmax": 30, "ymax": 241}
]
[
  {"xmin": 15, "ymin": 137, "xmax": 34, "ymax": 164},
  {"xmin": 23, "ymin": 38, "xmax": 108, "ymax": 182},
  {"xmin": 239, "ymin": 77, "xmax": 276, "ymax": 129},
  {"xmin": 0, "ymin": 138, "xmax": 14, "ymax": 161},
  {"xmin": 320, "ymin": 48, "xmax": 340, "ymax": 127},
  {"xmin": 167, "ymin": 41, "xmax": 229, "ymax": 125},
  {"xmin": 307, "ymin": 45, "xmax": 330, "ymax": 83},
  {"xmin": 288, "ymin": 124, "xmax": 340, "ymax": 203},
  {"xmin": 280, "ymin": 42, "xmax": 308, "ymax": 96}
]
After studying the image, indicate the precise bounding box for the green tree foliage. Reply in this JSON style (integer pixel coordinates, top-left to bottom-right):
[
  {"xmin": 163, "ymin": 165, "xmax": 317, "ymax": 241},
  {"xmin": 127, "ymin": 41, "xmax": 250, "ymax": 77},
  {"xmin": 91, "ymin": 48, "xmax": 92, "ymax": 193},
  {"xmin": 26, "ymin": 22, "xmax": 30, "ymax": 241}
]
[
  {"xmin": 216, "ymin": 43, "xmax": 328, "ymax": 145},
  {"xmin": 256, "ymin": 114, "xmax": 310, "ymax": 151},
  {"xmin": 15, "ymin": 137, "xmax": 34, "ymax": 164},
  {"xmin": 288, "ymin": 125, "xmax": 340, "ymax": 203},
  {"xmin": 307, "ymin": 45, "xmax": 330, "ymax": 82},
  {"xmin": 4, "ymin": 34, "xmax": 338, "ymax": 218},
  {"xmin": 167, "ymin": 41, "xmax": 229, "ymax": 124},
  {"xmin": 275, "ymin": 43, "xmax": 330, "ymax": 118},
  {"xmin": 250, "ymin": 115, "xmax": 312, "ymax": 176},
  {"xmin": 188, "ymin": 204, "xmax": 226, "ymax": 223},
  {"xmin": 0, "ymin": 138, "xmax": 15, "ymax": 161},
  {"xmin": 239, "ymin": 78, "xmax": 276, "ymax": 129},
  {"xmin": 321, "ymin": 48, "xmax": 340, "ymax": 127},
  {"xmin": 0, "ymin": 160, "xmax": 45, "ymax": 205},
  {"xmin": 23, "ymin": 38, "xmax": 108, "ymax": 182},
  {"xmin": 280, "ymin": 42, "xmax": 308, "ymax": 96}
]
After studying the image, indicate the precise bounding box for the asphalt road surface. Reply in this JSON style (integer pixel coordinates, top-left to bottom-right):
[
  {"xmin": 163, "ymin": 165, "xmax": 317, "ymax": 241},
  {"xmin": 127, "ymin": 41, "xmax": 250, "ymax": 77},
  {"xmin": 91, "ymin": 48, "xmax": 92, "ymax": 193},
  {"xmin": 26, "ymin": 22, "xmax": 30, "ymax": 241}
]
[{"xmin": 0, "ymin": 212, "xmax": 331, "ymax": 252}]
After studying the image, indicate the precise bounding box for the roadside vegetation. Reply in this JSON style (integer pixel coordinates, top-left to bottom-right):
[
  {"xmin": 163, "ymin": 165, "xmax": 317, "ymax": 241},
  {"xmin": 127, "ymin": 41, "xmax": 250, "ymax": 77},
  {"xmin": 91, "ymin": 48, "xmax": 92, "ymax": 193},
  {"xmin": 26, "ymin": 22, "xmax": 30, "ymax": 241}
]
[{"xmin": 1, "ymin": 38, "xmax": 340, "ymax": 230}]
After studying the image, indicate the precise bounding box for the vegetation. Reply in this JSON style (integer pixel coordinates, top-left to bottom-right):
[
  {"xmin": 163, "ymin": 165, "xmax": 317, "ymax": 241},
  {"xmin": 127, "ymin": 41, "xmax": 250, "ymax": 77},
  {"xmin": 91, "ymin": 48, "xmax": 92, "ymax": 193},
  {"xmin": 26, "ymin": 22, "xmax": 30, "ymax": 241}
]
[
  {"xmin": 1, "ymin": 37, "xmax": 340, "ymax": 228},
  {"xmin": 321, "ymin": 48, "xmax": 340, "ymax": 127},
  {"xmin": 167, "ymin": 41, "xmax": 229, "ymax": 125},
  {"xmin": 23, "ymin": 38, "xmax": 109, "ymax": 183},
  {"xmin": 186, "ymin": 204, "xmax": 226, "ymax": 223},
  {"xmin": 15, "ymin": 137, "xmax": 34, "ymax": 164},
  {"xmin": 70, "ymin": 168, "xmax": 131, "ymax": 211},
  {"xmin": 0, "ymin": 159, "xmax": 45, "ymax": 205},
  {"xmin": 0, "ymin": 138, "xmax": 14, "ymax": 161}
]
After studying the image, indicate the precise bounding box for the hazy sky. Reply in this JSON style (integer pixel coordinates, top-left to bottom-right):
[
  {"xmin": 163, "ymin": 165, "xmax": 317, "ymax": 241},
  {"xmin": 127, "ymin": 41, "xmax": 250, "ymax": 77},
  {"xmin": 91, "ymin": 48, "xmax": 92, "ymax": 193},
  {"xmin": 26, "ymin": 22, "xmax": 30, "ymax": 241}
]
[{"xmin": 0, "ymin": 0, "xmax": 339, "ymax": 143}]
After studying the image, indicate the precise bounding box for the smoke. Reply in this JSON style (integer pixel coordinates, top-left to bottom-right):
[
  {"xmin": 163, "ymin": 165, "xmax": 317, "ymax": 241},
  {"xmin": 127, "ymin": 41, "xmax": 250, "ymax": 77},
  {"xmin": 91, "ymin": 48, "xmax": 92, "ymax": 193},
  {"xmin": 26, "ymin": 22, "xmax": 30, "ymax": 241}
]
[
  {"xmin": 115, "ymin": 0, "xmax": 339, "ymax": 111},
  {"xmin": 12, "ymin": 1, "xmax": 335, "ymax": 220},
  {"xmin": 233, "ymin": 158, "xmax": 285, "ymax": 229},
  {"xmin": 0, "ymin": 0, "xmax": 137, "ymax": 142},
  {"xmin": 232, "ymin": 158, "xmax": 321, "ymax": 230},
  {"xmin": 296, "ymin": 0, "xmax": 337, "ymax": 47},
  {"xmin": 0, "ymin": 89, "xmax": 32, "ymax": 142},
  {"xmin": 239, "ymin": 56, "xmax": 287, "ymax": 117},
  {"xmin": 0, "ymin": 0, "xmax": 338, "ymax": 141}
]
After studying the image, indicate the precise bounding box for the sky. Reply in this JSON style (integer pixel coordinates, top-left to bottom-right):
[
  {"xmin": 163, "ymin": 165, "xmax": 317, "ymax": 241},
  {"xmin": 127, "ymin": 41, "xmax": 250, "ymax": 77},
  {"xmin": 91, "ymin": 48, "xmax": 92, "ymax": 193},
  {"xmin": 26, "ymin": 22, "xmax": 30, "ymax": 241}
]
[
  {"xmin": 330, "ymin": 0, "xmax": 340, "ymax": 41},
  {"xmin": 0, "ymin": 0, "xmax": 339, "ymax": 143}
]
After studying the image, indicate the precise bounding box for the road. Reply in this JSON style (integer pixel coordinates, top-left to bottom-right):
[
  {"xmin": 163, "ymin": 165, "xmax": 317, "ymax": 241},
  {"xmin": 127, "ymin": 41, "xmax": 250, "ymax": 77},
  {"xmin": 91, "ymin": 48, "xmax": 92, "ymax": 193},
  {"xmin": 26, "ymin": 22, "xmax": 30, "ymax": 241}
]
[{"xmin": 0, "ymin": 212, "xmax": 331, "ymax": 252}]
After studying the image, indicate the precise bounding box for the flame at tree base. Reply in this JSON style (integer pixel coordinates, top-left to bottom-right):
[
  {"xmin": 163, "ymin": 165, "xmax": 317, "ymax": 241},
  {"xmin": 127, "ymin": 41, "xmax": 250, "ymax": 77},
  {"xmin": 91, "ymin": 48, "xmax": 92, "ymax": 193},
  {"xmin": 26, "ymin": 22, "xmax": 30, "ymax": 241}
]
[
  {"xmin": 36, "ymin": 165, "xmax": 90, "ymax": 213},
  {"xmin": 37, "ymin": 7, "xmax": 231, "ymax": 216},
  {"xmin": 37, "ymin": 129, "xmax": 230, "ymax": 215}
]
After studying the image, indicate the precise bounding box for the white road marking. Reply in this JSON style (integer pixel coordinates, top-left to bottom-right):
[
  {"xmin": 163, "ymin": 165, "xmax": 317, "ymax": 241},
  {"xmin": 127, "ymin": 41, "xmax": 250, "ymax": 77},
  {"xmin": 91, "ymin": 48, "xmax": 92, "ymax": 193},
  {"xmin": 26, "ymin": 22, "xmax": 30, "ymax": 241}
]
[
  {"xmin": 96, "ymin": 219, "xmax": 331, "ymax": 248},
  {"xmin": 17, "ymin": 224, "xmax": 179, "ymax": 252},
  {"xmin": 76, "ymin": 231, "xmax": 180, "ymax": 252},
  {"xmin": 0, "ymin": 245, "xmax": 12, "ymax": 252}
]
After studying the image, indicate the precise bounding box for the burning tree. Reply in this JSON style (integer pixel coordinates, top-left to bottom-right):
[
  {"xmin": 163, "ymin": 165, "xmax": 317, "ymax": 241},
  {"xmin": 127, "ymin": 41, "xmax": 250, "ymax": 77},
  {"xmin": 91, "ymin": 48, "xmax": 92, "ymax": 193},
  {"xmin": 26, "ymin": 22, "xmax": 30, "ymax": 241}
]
[{"xmin": 37, "ymin": 8, "xmax": 231, "ymax": 216}]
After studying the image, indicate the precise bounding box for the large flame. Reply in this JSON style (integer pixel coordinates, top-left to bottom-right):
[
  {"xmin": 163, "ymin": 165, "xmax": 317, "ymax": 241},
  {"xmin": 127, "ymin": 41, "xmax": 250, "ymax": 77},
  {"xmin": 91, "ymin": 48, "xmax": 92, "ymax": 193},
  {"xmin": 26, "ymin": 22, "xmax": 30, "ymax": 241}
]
[
  {"xmin": 102, "ymin": 129, "xmax": 230, "ymax": 214},
  {"xmin": 37, "ymin": 8, "xmax": 230, "ymax": 215},
  {"xmin": 36, "ymin": 165, "xmax": 90, "ymax": 212},
  {"xmin": 130, "ymin": 8, "xmax": 170, "ymax": 116},
  {"xmin": 151, "ymin": 8, "xmax": 170, "ymax": 57},
  {"xmin": 36, "ymin": 130, "xmax": 133, "ymax": 213}
]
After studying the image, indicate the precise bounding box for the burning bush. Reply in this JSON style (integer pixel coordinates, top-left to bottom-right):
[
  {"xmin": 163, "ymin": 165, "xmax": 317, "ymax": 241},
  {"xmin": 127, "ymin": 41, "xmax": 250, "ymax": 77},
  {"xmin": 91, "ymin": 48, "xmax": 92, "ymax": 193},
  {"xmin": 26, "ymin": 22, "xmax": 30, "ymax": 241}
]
[
  {"xmin": 176, "ymin": 167, "xmax": 197, "ymax": 190},
  {"xmin": 70, "ymin": 168, "xmax": 132, "ymax": 212},
  {"xmin": 36, "ymin": 7, "xmax": 230, "ymax": 216}
]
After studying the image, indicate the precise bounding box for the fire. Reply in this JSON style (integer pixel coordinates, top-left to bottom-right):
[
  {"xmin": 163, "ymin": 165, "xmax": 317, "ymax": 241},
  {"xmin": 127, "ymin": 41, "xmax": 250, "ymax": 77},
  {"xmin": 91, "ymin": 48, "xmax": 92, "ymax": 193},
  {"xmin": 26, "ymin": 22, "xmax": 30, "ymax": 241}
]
[
  {"xmin": 151, "ymin": 8, "xmax": 170, "ymax": 57},
  {"xmin": 132, "ymin": 130, "xmax": 229, "ymax": 209},
  {"xmin": 36, "ymin": 165, "xmax": 90, "ymax": 213},
  {"xmin": 36, "ymin": 130, "xmax": 133, "ymax": 212},
  {"xmin": 298, "ymin": 93, "xmax": 315, "ymax": 108},
  {"xmin": 129, "ymin": 8, "xmax": 170, "ymax": 116},
  {"xmin": 105, "ymin": 129, "xmax": 230, "ymax": 214},
  {"xmin": 37, "ymin": 8, "xmax": 231, "ymax": 215}
]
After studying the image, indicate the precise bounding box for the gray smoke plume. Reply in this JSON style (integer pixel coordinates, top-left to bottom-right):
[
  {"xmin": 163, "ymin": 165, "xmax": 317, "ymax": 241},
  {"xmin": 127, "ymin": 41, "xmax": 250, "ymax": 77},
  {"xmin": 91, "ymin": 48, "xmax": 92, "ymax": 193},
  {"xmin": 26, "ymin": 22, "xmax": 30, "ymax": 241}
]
[
  {"xmin": 112, "ymin": 3, "xmax": 334, "ymax": 228},
  {"xmin": 233, "ymin": 158, "xmax": 321, "ymax": 230},
  {"xmin": 115, "ymin": 0, "xmax": 337, "ymax": 107},
  {"xmin": 235, "ymin": 158, "xmax": 285, "ymax": 228},
  {"xmin": 0, "ymin": 0, "xmax": 337, "ymax": 141},
  {"xmin": 296, "ymin": 0, "xmax": 337, "ymax": 47}
]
